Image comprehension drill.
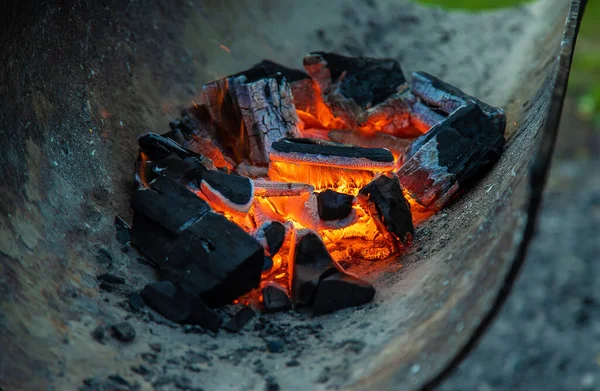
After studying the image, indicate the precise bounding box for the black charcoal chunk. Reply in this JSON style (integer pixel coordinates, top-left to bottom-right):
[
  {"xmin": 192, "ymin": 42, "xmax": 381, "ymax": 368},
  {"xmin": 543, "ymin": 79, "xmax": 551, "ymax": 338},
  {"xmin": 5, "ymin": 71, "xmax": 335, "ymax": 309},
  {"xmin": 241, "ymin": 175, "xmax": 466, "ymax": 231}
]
[
  {"xmin": 130, "ymin": 213, "xmax": 176, "ymax": 266},
  {"xmin": 151, "ymin": 154, "xmax": 206, "ymax": 181},
  {"xmin": 140, "ymin": 281, "xmax": 222, "ymax": 331},
  {"xmin": 223, "ymin": 306, "xmax": 256, "ymax": 333},
  {"xmin": 398, "ymin": 102, "xmax": 505, "ymax": 209},
  {"xmin": 358, "ymin": 174, "xmax": 414, "ymax": 245},
  {"xmin": 266, "ymin": 339, "xmax": 285, "ymax": 353},
  {"xmin": 255, "ymin": 221, "xmax": 287, "ymax": 256},
  {"xmin": 111, "ymin": 322, "xmax": 136, "ymax": 342},
  {"xmin": 129, "ymin": 292, "xmax": 145, "ymax": 312},
  {"xmin": 161, "ymin": 212, "xmax": 264, "ymax": 308},
  {"xmin": 138, "ymin": 132, "xmax": 197, "ymax": 161},
  {"xmin": 114, "ymin": 216, "xmax": 131, "ymax": 244},
  {"xmin": 235, "ymin": 59, "xmax": 310, "ymax": 83},
  {"xmin": 271, "ymin": 138, "xmax": 394, "ymax": 164},
  {"xmin": 312, "ymin": 272, "xmax": 375, "ymax": 314},
  {"xmin": 262, "ymin": 282, "xmax": 292, "ymax": 312},
  {"xmin": 263, "ymin": 256, "xmax": 274, "ymax": 271},
  {"xmin": 97, "ymin": 273, "xmax": 126, "ymax": 285},
  {"xmin": 290, "ymin": 230, "xmax": 338, "ymax": 306},
  {"xmin": 131, "ymin": 176, "xmax": 210, "ymax": 236},
  {"xmin": 198, "ymin": 170, "xmax": 254, "ymax": 212},
  {"xmin": 91, "ymin": 326, "xmax": 105, "ymax": 343},
  {"xmin": 317, "ymin": 190, "xmax": 355, "ymax": 221},
  {"xmin": 304, "ymin": 52, "xmax": 406, "ymax": 109}
]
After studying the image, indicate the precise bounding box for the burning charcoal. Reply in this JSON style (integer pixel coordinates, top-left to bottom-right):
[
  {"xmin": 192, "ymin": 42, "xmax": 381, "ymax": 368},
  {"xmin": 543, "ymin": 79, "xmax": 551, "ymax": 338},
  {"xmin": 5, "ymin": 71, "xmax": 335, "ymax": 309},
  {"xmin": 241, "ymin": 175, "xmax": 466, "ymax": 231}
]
[
  {"xmin": 198, "ymin": 170, "xmax": 254, "ymax": 213},
  {"xmin": 131, "ymin": 176, "xmax": 210, "ymax": 236},
  {"xmin": 263, "ymin": 256, "xmax": 274, "ymax": 271},
  {"xmin": 317, "ymin": 190, "xmax": 356, "ymax": 221},
  {"xmin": 97, "ymin": 273, "xmax": 126, "ymax": 285},
  {"xmin": 303, "ymin": 52, "xmax": 407, "ymax": 129},
  {"xmin": 235, "ymin": 162, "xmax": 269, "ymax": 178},
  {"xmin": 129, "ymin": 292, "xmax": 145, "ymax": 312},
  {"xmin": 312, "ymin": 272, "xmax": 375, "ymax": 314},
  {"xmin": 201, "ymin": 68, "xmax": 301, "ymax": 165},
  {"xmin": 114, "ymin": 216, "xmax": 131, "ymax": 244},
  {"xmin": 326, "ymin": 129, "xmax": 415, "ymax": 159},
  {"xmin": 111, "ymin": 322, "xmax": 136, "ymax": 342},
  {"xmin": 137, "ymin": 132, "xmax": 216, "ymax": 170},
  {"xmin": 262, "ymin": 282, "xmax": 292, "ymax": 312},
  {"xmin": 134, "ymin": 158, "xmax": 154, "ymax": 189},
  {"xmin": 398, "ymin": 102, "xmax": 505, "ymax": 209},
  {"xmin": 161, "ymin": 212, "xmax": 264, "ymax": 308},
  {"xmin": 140, "ymin": 281, "xmax": 222, "ymax": 331},
  {"xmin": 223, "ymin": 306, "xmax": 256, "ymax": 333},
  {"xmin": 183, "ymin": 136, "xmax": 234, "ymax": 171},
  {"xmin": 253, "ymin": 180, "xmax": 314, "ymax": 197},
  {"xmin": 358, "ymin": 174, "xmax": 414, "ymax": 246},
  {"xmin": 409, "ymin": 71, "xmax": 506, "ymax": 134},
  {"xmin": 289, "ymin": 230, "xmax": 338, "ymax": 306},
  {"xmin": 254, "ymin": 221, "xmax": 289, "ymax": 256}
]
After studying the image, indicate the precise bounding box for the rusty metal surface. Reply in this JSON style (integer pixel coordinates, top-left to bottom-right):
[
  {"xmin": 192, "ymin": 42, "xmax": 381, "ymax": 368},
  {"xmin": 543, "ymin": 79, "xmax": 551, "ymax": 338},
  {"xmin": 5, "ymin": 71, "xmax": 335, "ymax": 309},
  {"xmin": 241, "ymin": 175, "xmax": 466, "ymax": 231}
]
[{"xmin": 0, "ymin": 0, "xmax": 585, "ymax": 390}]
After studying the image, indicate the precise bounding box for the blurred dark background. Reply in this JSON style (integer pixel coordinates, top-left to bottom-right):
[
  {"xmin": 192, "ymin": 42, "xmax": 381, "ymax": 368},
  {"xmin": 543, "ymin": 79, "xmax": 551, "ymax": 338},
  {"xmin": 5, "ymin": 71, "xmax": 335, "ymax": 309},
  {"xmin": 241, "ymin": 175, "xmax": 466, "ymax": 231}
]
[{"xmin": 413, "ymin": 1, "xmax": 600, "ymax": 390}]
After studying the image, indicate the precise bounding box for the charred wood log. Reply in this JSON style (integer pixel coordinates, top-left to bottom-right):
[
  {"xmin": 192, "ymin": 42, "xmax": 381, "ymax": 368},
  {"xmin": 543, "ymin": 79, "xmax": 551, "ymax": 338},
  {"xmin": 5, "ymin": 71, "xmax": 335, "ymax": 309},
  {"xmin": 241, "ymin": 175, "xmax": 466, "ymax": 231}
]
[
  {"xmin": 358, "ymin": 173, "xmax": 414, "ymax": 246},
  {"xmin": 161, "ymin": 212, "xmax": 264, "ymax": 308},
  {"xmin": 303, "ymin": 52, "xmax": 408, "ymax": 129},
  {"xmin": 202, "ymin": 70, "xmax": 301, "ymax": 165},
  {"xmin": 262, "ymin": 282, "xmax": 292, "ymax": 312},
  {"xmin": 410, "ymin": 71, "xmax": 506, "ymax": 134},
  {"xmin": 137, "ymin": 132, "xmax": 216, "ymax": 170},
  {"xmin": 270, "ymin": 138, "xmax": 395, "ymax": 170},
  {"xmin": 316, "ymin": 190, "xmax": 356, "ymax": 221},
  {"xmin": 253, "ymin": 180, "xmax": 314, "ymax": 197},
  {"xmin": 131, "ymin": 176, "xmax": 211, "ymax": 236},
  {"xmin": 398, "ymin": 102, "xmax": 505, "ymax": 209},
  {"xmin": 197, "ymin": 170, "xmax": 254, "ymax": 213},
  {"xmin": 140, "ymin": 281, "xmax": 222, "ymax": 331}
]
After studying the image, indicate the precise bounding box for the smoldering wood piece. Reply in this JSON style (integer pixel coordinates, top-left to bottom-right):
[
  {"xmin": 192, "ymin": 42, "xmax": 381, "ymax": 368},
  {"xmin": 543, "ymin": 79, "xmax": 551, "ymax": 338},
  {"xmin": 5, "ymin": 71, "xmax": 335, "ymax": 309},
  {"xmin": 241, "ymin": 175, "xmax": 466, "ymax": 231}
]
[
  {"xmin": 138, "ymin": 132, "xmax": 217, "ymax": 171},
  {"xmin": 161, "ymin": 212, "xmax": 264, "ymax": 308},
  {"xmin": 358, "ymin": 173, "xmax": 414, "ymax": 246},
  {"xmin": 316, "ymin": 190, "xmax": 356, "ymax": 221},
  {"xmin": 312, "ymin": 272, "xmax": 375, "ymax": 314},
  {"xmin": 327, "ymin": 129, "xmax": 415, "ymax": 158},
  {"xmin": 262, "ymin": 282, "xmax": 292, "ymax": 312},
  {"xmin": 223, "ymin": 306, "xmax": 256, "ymax": 333},
  {"xmin": 140, "ymin": 281, "xmax": 222, "ymax": 331},
  {"xmin": 183, "ymin": 136, "xmax": 234, "ymax": 171},
  {"xmin": 289, "ymin": 230, "xmax": 339, "ymax": 306},
  {"xmin": 197, "ymin": 170, "xmax": 254, "ymax": 213},
  {"xmin": 270, "ymin": 138, "xmax": 395, "ymax": 170},
  {"xmin": 317, "ymin": 209, "xmax": 359, "ymax": 230},
  {"xmin": 131, "ymin": 176, "xmax": 211, "ymax": 236},
  {"xmin": 410, "ymin": 71, "xmax": 506, "ymax": 134},
  {"xmin": 202, "ymin": 71, "xmax": 301, "ymax": 165},
  {"xmin": 303, "ymin": 52, "xmax": 407, "ymax": 128},
  {"xmin": 410, "ymin": 101, "xmax": 447, "ymax": 131},
  {"xmin": 254, "ymin": 221, "xmax": 289, "ymax": 256},
  {"xmin": 398, "ymin": 102, "xmax": 505, "ymax": 209},
  {"xmin": 235, "ymin": 162, "xmax": 269, "ymax": 178},
  {"xmin": 253, "ymin": 180, "xmax": 315, "ymax": 197}
]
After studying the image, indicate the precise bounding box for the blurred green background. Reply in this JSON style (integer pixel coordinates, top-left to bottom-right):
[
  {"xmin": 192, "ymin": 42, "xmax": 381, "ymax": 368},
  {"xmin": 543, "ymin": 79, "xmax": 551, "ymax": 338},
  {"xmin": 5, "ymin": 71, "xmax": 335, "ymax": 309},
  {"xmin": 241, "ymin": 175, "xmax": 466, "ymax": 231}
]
[{"xmin": 415, "ymin": 0, "xmax": 600, "ymax": 158}]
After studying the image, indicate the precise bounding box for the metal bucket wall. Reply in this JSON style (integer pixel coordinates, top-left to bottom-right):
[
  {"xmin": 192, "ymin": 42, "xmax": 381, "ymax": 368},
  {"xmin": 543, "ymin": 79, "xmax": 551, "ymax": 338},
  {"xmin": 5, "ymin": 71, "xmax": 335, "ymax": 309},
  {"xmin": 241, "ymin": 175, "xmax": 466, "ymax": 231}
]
[{"xmin": 0, "ymin": 0, "xmax": 585, "ymax": 390}]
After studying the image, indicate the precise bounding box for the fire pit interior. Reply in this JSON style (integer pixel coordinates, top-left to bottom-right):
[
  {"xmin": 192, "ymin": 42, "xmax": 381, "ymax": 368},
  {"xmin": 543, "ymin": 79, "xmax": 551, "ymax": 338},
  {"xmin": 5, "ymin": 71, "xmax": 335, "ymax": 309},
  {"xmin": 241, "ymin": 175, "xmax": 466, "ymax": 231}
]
[{"xmin": 0, "ymin": 0, "xmax": 585, "ymax": 390}]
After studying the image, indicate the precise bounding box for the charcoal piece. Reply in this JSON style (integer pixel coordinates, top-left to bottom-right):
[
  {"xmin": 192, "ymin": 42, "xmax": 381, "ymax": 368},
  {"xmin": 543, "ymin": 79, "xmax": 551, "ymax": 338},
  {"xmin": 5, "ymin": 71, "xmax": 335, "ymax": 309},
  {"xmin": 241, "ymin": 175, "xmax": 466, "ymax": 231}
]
[
  {"xmin": 223, "ymin": 306, "xmax": 256, "ymax": 333},
  {"xmin": 270, "ymin": 138, "xmax": 394, "ymax": 170},
  {"xmin": 312, "ymin": 272, "xmax": 375, "ymax": 314},
  {"xmin": 398, "ymin": 102, "xmax": 505, "ymax": 209},
  {"xmin": 91, "ymin": 326, "xmax": 105, "ymax": 343},
  {"xmin": 358, "ymin": 174, "xmax": 414, "ymax": 245},
  {"xmin": 317, "ymin": 190, "xmax": 355, "ymax": 221},
  {"xmin": 134, "ymin": 157, "xmax": 154, "ymax": 189},
  {"xmin": 262, "ymin": 282, "xmax": 292, "ymax": 312},
  {"xmin": 130, "ymin": 213, "xmax": 176, "ymax": 266},
  {"xmin": 99, "ymin": 282, "xmax": 114, "ymax": 292},
  {"xmin": 263, "ymin": 256, "xmax": 273, "ymax": 271},
  {"xmin": 253, "ymin": 180, "xmax": 314, "ymax": 197},
  {"xmin": 409, "ymin": 71, "xmax": 506, "ymax": 134},
  {"xmin": 131, "ymin": 176, "xmax": 210, "ymax": 236},
  {"xmin": 183, "ymin": 137, "xmax": 234, "ymax": 171},
  {"xmin": 326, "ymin": 129, "xmax": 414, "ymax": 158},
  {"xmin": 233, "ymin": 59, "xmax": 310, "ymax": 83},
  {"xmin": 254, "ymin": 221, "xmax": 287, "ymax": 256},
  {"xmin": 140, "ymin": 281, "xmax": 222, "ymax": 331},
  {"xmin": 198, "ymin": 170, "xmax": 254, "ymax": 213},
  {"xmin": 303, "ymin": 52, "xmax": 407, "ymax": 128},
  {"xmin": 150, "ymin": 154, "xmax": 207, "ymax": 182},
  {"xmin": 111, "ymin": 322, "xmax": 136, "ymax": 342},
  {"xmin": 129, "ymin": 292, "xmax": 145, "ymax": 312},
  {"xmin": 266, "ymin": 339, "xmax": 285, "ymax": 353},
  {"xmin": 114, "ymin": 216, "xmax": 131, "ymax": 244},
  {"xmin": 235, "ymin": 162, "xmax": 269, "ymax": 178},
  {"xmin": 161, "ymin": 212, "xmax": 264, "ymax": 308},
  {"xmin": 138, "ymin": 132, "xmax": 199, "ymax": 162},
  {"xmin": 97, "ymin": 273, "xmax": 126, "ymax": 285},
  {"xmin": 202, "ymin": 71, "xmax": 300, "ymax": 165},
  {"xmin": 289, "ymin": 230, "xmax": 338, "ymax": 306}
]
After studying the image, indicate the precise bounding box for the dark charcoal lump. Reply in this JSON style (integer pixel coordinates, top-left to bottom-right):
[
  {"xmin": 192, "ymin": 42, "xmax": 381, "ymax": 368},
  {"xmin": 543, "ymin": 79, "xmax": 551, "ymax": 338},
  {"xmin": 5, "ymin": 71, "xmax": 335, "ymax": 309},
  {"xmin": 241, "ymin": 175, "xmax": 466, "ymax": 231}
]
[
  {"xmin": 223, "ymin": 306, "xmax": 256, "ymax": 333},
  {"xmin": 97, "ymin": 273, "xmax": 126, "ymax": 284},
  {"xmin": 111, "ymin": 322, "xmax": 136, "ymax": 342},
  {"xmin": 271, "ymin": 138, "xmax": 394, "ymax": 163},
  {"xmin": 198, "ymin": 170, "xmax": 253, "ymax": 206},
  {"xmin": 235, "ymin": 59, "xmax": 310, "ymax": 84},
  {"xmin": 317, "ymin": 190, "xmax": 355, "ymax": 221},
  {"xmin": 312, "ymin": 272, "xmax": 375, "ymax": 314},
  {"xmin": 263, "ymin": 256, "xmax": 274, "ymax": 271},
  {"xmin": 266, "ymin": 339, "xmax": 285, "ymax": 353},
  {"xmin": 262, "ymin": 282, "xmax": 292, "ymax": 312},
  {"xmin": 129, "ymin": 292, "xmax": 145, "ymax": 312},
  {"xmin": 358, "ymin": 173, "xmax": 414, "ymax": 245},
  {"xmin": 256, "ymin": 221, "xmax": 286, "ymax": 256},
  {"xmin": 141, "ymin": 281, "xmax": 222, "ymax": 332},
  {"xmin": 137, "ymin": 132, "xmax": 197, "ymax": 161},
  {"xmin": 114, "ymin": 216, "xmax": 131, "ymax": 244},
  {"xmin": 304, "ymin": 52, "xmax": 407, "ymax": 108}
]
